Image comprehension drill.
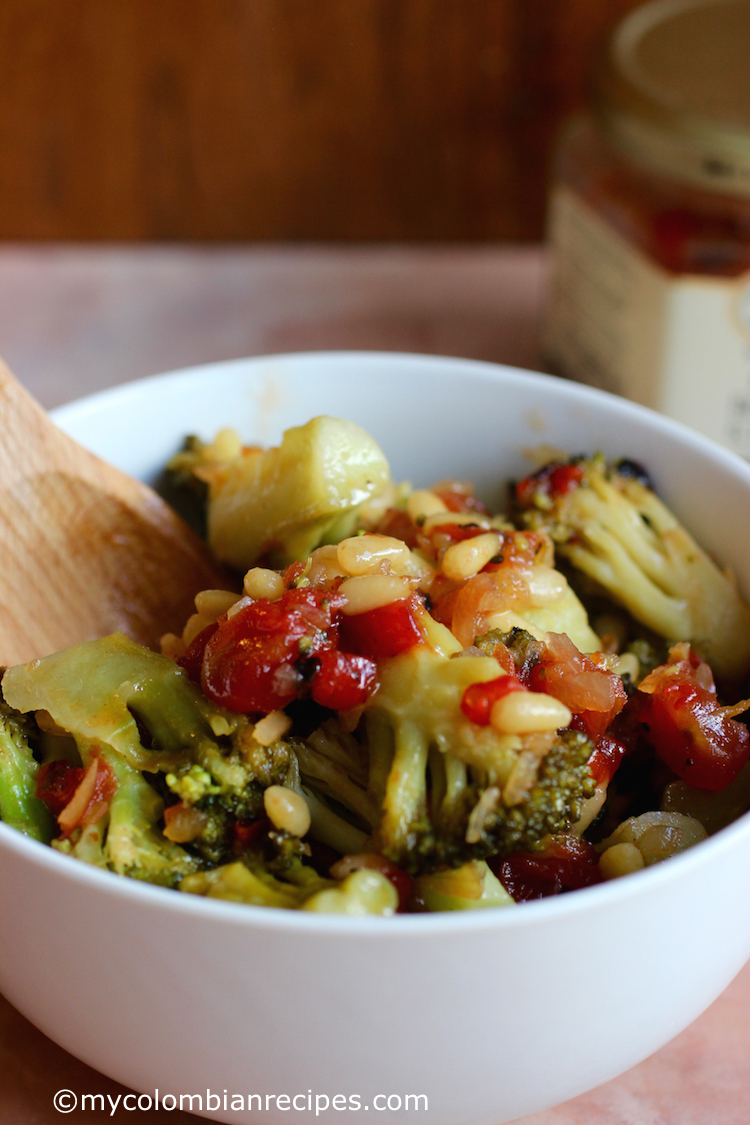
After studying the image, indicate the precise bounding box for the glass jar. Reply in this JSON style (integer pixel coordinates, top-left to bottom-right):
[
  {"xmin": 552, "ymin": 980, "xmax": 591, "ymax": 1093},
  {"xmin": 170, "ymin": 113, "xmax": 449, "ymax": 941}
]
[{"xmin": 545, "ymin": 0, "xmax": 750, "ymax": 457}]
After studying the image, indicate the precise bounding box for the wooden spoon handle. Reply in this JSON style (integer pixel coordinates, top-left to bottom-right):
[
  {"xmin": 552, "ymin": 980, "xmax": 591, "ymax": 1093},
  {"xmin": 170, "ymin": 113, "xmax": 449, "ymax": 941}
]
[{"xmin": 0, "ymin": 360, "xmax": 230, "ymax": 665}]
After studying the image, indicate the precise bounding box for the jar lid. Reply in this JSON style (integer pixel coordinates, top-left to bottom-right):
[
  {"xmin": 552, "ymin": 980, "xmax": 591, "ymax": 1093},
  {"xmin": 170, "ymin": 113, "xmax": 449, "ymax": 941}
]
[{"xmin": 595, "ymin": 0, "xmax": 750, "ymax": 199}]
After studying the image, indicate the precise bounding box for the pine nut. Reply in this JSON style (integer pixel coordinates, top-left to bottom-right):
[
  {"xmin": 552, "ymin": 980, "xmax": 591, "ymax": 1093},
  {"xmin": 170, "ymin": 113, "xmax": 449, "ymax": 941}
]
[
  {"xmin": 306, "ymin": 545, "xmax": 348, "ymax": 586},
  {"xmin": 337, "ymin": 534, "xmax": 411, "ymax": 576},
  {"xmin": 407, "ymin": 489, "xmax": 448, "ymax": 522},
  {"xmin": 423, "ymin": 510, "xmax": 491, "ymax": 533},
  {"xmin": 524, "ymin": 565, "xmax": 568, "ymax": 606},
  {"xmin": 490, "ymin": 691, "xmax": 572, "ymax": 733},
  {"xmin": 599, "ymin": 842, "xmax": 645, "ymax": 880},
  {"xmin": 195, "ymin": 588, "xmax": 241, "ymax": 618},
  {"xmin": 243, "ymin": 567, "xmax": 285, "ymax": 601},
  {"xmin": 210, "ymin": 427, "xmax": 242, "ymax": 461},
  {"xmin": 263, "ymin": 786, "xmax": 311, "ymax": 837},
  {"xmin": 160, "ymin": 632, "xmax": 186, "ymax": 660},
  {"xmin": 253, "ymin": 710, "xmax": 292, "ymax": 746},
  {"xmin": 339, "ymin": 574, "xmax": 417, "ymax": 615},
  {"xmin": 182, "ymin": 612, "xmax": 212, "ymax": 647},
  {"xmin": 612, "ymin": 652, "xmax": 639, "ymax": 681},
  {"xmin": 441, "ymin": 532, "xmax": 501, "ymax": 582}
]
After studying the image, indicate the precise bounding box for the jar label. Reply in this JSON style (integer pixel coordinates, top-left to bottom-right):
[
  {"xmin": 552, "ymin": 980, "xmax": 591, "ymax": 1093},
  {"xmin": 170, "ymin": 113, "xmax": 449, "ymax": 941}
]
[{"xmin": 545, "ymin": 186, "xmax": 750, "ymax": 459}]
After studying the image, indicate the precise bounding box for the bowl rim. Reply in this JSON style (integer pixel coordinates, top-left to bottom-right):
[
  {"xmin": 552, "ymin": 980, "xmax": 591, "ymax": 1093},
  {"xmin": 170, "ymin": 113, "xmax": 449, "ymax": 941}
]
[
  {"xmin": 47, "ymin": 349, "xmax": 750, "ymax": 489},
  {"xmin": 2, "ymin": 348, "xmax": 747, "ymax": 936}
]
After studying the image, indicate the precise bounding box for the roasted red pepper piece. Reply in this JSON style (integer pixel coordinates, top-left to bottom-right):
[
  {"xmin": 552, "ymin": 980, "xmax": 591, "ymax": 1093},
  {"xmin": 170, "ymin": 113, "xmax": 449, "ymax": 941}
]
[
  {"xmin": 310, "ymin": 648, "xmax": 378, "ymax": 711},
  {"xmin": 233, "ymin": 816, "xmax": 271, "ymax": 855},
  {"xmin": 201, "ymin": 588, "xmax": 344, "ymax": 712},
  {"xmin": 635, "ymin": 645, "xmax": 750, "ymax": 791},
  {"xmin": 637, "ymin": 680, "xmax": 749, "ymax": 791},
  {"xmin": 493, "ymin": 835, "xmax": 602, "ymax": 902},
  {"xmin": 530, "ymin": 632, "xmax": 627, "ymax": 742},
  {"xmin": 515, "ymin": 462, "xmax": 584, "ymax": 508},
  {"xmin": 178, "ymin": 622, "xmax": 218, "ymax": 684},
  {"xmin": 36, "ymin": 760, "xmax": 85, "ymax": 817},
  {"xmin": 586, "ymin": 732, "xmax": 628, "ymax": 787},
  {"xmin": 339, "ymin": 595, "xmax": 425, "ymax": 661}
]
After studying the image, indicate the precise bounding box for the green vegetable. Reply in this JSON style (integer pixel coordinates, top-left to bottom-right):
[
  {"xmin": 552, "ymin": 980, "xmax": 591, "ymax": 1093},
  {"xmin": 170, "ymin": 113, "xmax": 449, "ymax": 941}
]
[
  {"xmin": 517, "ymin": 455, "xmax": 750, "ymax": 681},
  {"xmin": 1, "ymin": 632, "xmax": 238, "ymax": 774},
  {"xmin": 0, "ymin": 699, "xmax": 54, "ymax": 842},
  {"xmin": 180, "ymin": 858, "xmax": 329, "ymax": 908},
  {"xmin": 191, "ymin": 416, "xmax": 392, "ymax": 570},
  {"xmin": 0, "ymin": 633, "xmax": 287, "ymax": 879},
  {"xmin": 415, "ymin": 860, "xmax": 514, "ymax": 911},
  {"xmin": 104, "ymin": 749, "xmax": 197, "ymax": 885},
  {"xmin": 294, "ymin": 647, "xmax": 596, "ymax": 875}
]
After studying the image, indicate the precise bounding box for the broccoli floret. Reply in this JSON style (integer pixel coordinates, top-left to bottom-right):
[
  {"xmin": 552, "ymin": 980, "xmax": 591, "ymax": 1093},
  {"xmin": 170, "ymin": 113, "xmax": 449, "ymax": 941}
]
[
  {"xmin": 0, "ymin": 697, "xmax": 54, "ymax": 842},
  {"xmin": 476, "ymin": 626, "xmax": 542, "ymax": 678},
  {"xmin": 0, "ymin": 634, "xmax": 291, "ymax": 878},
  {"xmin": 164, "ymin": 726, "xmax": 293, "ymax": 866},
  {"xmin": 171, "ymin": 416, "xmax": 392, "ymax": 571},
  {"xmin": 515, "ymin": 455, "xmax": 750, "ymax": 682},
  {"xmin": 159, "ymin": 434, "xmax": 211, "ymax": 539},
  {"xmin": 180, "ymin": 858, "xmax": 326, "ymax": 909},
  {"xmin": 294, "ymin": 647, "xmax": 595, "ymax": 875}
]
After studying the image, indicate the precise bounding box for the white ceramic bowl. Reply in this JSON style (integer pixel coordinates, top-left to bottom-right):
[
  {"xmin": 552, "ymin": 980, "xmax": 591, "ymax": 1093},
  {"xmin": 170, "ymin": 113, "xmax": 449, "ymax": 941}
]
[{"xmin": 2, "ymin": 352, "xmax": 750, "ymax": 1125}]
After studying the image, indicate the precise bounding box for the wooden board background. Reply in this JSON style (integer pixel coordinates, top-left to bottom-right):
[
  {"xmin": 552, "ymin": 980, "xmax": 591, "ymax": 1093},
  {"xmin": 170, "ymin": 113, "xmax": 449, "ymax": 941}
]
[{"xmin": 0, "ymin": 0, "xmax": 645, "ymax": 241}]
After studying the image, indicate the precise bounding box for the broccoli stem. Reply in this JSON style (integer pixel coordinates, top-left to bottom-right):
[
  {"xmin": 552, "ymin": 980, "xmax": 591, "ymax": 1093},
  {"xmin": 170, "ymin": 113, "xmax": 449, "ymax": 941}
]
[
  {"xmin": 104, "ymin": 750, "xmax": 196, "ymax": 884},
  {"xmin": 365, "ymin": 711, "xmax": 395, "ymax": 808},
  {"xmin": 0, "ymin": 707, "xmax": 54, "ymax": 843},
  {"xmin": 380, "ymin": 719, "xmax": 429, "ymax": 863}
]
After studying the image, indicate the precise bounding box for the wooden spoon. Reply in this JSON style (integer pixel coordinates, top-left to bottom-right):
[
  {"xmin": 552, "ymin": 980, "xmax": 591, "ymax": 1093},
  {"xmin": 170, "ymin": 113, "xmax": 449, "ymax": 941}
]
[{"xmin": 0, "ymin": 359, "xmax": 231, "ymax": 666}]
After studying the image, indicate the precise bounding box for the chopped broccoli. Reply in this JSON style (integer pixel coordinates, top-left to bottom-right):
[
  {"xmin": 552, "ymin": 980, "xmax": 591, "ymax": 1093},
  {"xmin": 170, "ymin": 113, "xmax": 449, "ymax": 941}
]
[
  {"xmin": 0, "ymin": 698, "xmax": 54, "ymax": 842},
  {"xmin": 294, "ymin": 647, "xmax": 596, "ymax": 874},
  {"xmin": 516, "ymin": 455, "xmax": 750, "ymax": 681},
  {"xmin": 104, "ymin": 749, "xmax": 198, "ymax": 885},
  {"xmin": 180, "ymin": 859, "xmax": 323, "ymax": 908},
  {"xmin": 169, "ymin": 416, "xmax": 392, "ymax": 571},
  {"xmin": 1, "ymin": 632, "xmax": 242, "ymax": 773},
  {"xmin": 414, "ymin": 860, "xmax": 515, "ymax": 911},
  {"xmin": 0, "ymin": 634, "xmax": 291, "ymax": 879},
  {"xmin": 158, "ymin": 434, "xmax": 211, "ymax": 539}
]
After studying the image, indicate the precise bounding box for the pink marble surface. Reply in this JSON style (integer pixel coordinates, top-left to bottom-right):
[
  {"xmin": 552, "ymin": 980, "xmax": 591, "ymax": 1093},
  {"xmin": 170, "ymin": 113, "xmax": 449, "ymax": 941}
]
[{"xmin": 0, "ymin": 243, "xmax": 747, "ymax": 1124}]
